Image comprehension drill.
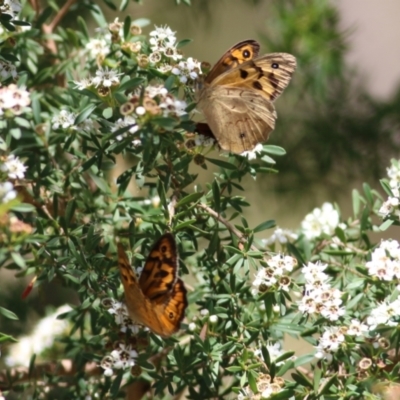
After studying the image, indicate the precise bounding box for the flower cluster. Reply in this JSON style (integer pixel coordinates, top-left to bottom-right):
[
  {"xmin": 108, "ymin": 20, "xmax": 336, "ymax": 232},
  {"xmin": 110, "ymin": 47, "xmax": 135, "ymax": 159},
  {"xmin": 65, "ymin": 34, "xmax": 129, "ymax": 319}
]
[
  {"xmin": 1, "ymin": 154, "xmax": 26, "ymax": 179},
  {"xmin": 238, "ymin": 374, "xmax": 286, "ymax": 400},
  {"xmin": 52, "ymin": 109, "xmax": 77, "ymax": 130},
  {"xmin": 251, "ymin": 254, "xmax": 296, "ymax": 295},
  {"xmin": 149, "ymin": 25, "xmax": 182, "ymax": 62},
  {"xmin": 112, "ymin": 116, "xmax": 140, "ymax": 144},
  {"xmin": 366, "ymin": 297, "xmax": 400, "ymax": 330},
  {"xmin": 365, "ymin": 239, "xmax": 400, "ymax": 283},
  {"xmin": 299, "ymin": 261, "xmax": 345, "ymax": 322},
  {"xmin": 0, "ymin": 84, "xmax": 31, "ymax": 116},
  {"xmin": 301, "ymin": 202, "xmax": 340, "ymax": 240},
  {"xmin": 6, "ymin": 305, "xmax": 71, "ymax": 367},
  {"xmin": 74, "ymin": 67, "xmax": 121, "ymax": 96},
  {"xmin": 119, "ymin": 84, "xmax": 187, "ymax": 124},
  {"xmin": 379, "ymin": 159, "xmax": 400, "ymax": 219},
  {"xmin": 100, "ymin": 343, "xmax": 138, "ymax": 377},
  {"xmin": 102, "ymin": 298, "xmax": 140, "ymax": 334},
  {"xmin": 263, "ymin": 227, "xmax": 298, "ymax": 247}
]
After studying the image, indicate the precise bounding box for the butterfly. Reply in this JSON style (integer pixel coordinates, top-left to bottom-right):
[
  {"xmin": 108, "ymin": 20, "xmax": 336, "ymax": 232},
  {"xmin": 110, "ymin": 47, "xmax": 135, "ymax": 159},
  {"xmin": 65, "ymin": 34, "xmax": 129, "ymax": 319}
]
[
  {"xmin": 117, "ymin": 233, "xmax": 187, "ymax": 338},
  {"xmin": 197, "ymin": 39, "xmax": 296, "ymax": 154}
]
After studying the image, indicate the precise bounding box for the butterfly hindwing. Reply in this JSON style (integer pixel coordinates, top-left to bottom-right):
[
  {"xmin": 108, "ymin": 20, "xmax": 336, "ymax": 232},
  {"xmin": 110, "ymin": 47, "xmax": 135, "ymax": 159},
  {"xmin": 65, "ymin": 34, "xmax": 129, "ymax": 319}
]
[
  {"xmin": 117, "ymin": 234, "xmax": 187, "ymax": 338},
  {"xmin": 198, "ymin": 85, "xmax": 277, "ymax": 153}
]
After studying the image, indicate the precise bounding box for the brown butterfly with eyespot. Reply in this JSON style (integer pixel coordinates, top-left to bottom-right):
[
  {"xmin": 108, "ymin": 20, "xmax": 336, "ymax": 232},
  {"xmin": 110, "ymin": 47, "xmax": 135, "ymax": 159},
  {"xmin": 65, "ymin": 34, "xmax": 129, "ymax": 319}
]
[
  {"xmin": 197, "ymin": 39, "xmax": 296, "ymax": 154},
  {"xmin": 117, "ymin": 233, "xmax": 187, "ymax": 338}
]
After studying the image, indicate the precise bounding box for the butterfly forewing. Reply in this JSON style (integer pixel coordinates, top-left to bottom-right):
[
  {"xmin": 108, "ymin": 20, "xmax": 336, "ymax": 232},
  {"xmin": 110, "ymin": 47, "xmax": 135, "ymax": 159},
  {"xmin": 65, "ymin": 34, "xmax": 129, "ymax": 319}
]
[
  {"xmin": 212, "ymin": 53, "xmax": 297, "ymax": 102},
  {"xmin": 138, "ymin": 233, "xmax": 178, "ymax": 300},
  {"xmin": 205, "ymin": 39, "xmax": 260, "ymax": 84}
]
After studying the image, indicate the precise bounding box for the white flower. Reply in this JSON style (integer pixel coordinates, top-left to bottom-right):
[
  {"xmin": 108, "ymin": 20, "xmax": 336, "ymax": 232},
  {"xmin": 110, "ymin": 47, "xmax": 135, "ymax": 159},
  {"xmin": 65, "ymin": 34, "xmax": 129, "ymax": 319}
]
[
  {"xmin": 1, "ymin": 155, "xmax": 26, "ymax": 179},
  {"xmin": 0, "ymin": 181, "xmax": 17, "ymax": 203},
  {"xmin": 73, "ymin": 78, "xmax": 93, "ymax": 90},
  {"xmin": 172, "ymin": 57, "xmax": 202, "ymax": 83},
  {"xmin": 0, "ymin": 0, "xmax": 22, "ymax": 17},
  {"xmin": 314, "ymin": 326, "xmax": 345, "ymax": 360},
  {"xmin": 6, "ymin": 305, "xmax": 71, "ymax": 367},
  {"xmin": 347, "ymin": 319, "xmax": 368, "ymax": 337},
  {"xmin": 0, "ymin": 84, "xmax": 30, "ymax": 115},
  {"xmin": 52, "ymin": 109, "xmax": 77, "ymax": 130},
  {"xmin": 149, "ymin": 25, "xmax": 180, "ymax": 60},
  {"xmin": 112, "ymin": 116, "xmax": 139, "ymax": 142},
  {"xmin": 200, "ymin": 309, "xmax": 209, "ymax": 317},
  {"xmin": 0, "ymin": 60, "xmax": 18, "ymax": 81},
  {"xmin": 194, "ymin": 134, "xmax": 215, "ymax": 147},
  {"xmin": 159, "ymin": 95, "xmax": 187, "ymax": 117},
  {"xmin": 301, "ymin": 202, "xmax": 339, "ymax": 240},
  {"xmin": 188, "ymin": 322, "xmax": 196, "ymax": 331},
  {"xmin": 135, "ymin": 106, "xmax": 146, "ymax": 116},
  {"xmin": 92, "ymin": 67, "xmax": 121, "ymax": 88},
  {"xmin": 209, "ymin": 315, "xmax": 218, "ymax": 324},
  {"xmin": 263, "ymin": 227, "xmax": 298, "ymax": 246},
  {"xmin": 241, "ymin": 143, "xmax": 263, "ymax": 160},
  {"xmin": 86, "ymin": 38, "xmax": 110, "ymax": 59}
]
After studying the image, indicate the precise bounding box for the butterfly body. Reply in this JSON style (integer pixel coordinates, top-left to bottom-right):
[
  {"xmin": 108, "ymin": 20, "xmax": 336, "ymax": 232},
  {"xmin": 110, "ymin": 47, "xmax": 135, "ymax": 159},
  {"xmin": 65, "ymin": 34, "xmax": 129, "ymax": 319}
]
[
  {"xmin": 117, "ymin": 233, "xmax": 187, "ymax": 338},
  {"xmin": 197, "ymin": 40, "xmax": 296, "ymax": 154}
]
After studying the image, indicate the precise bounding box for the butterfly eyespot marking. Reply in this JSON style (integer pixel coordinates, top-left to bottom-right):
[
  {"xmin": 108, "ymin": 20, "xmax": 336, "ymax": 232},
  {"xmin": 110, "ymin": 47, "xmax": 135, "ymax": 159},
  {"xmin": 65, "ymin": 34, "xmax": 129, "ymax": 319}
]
[
  {"xmin": 239, "ymin": 132, "xmax": 246, "ymax": 138},
  {"xmin": 161, "ymin": 245, "xmax": 167, "ymax": 253},
  {"xmin": 272, "ymin": 63, "xmax": 279, "ymax": 69},
  {"xmin": 242, "ymin": 49, "xmax": 251, "ymax": 58},
  {"xmin": 168, "ymin": 311, "xmax": 175, "ymax": 320},
  {"xmin": 239, "ymin": 69, "xmax": 248, "ymax": 79}
]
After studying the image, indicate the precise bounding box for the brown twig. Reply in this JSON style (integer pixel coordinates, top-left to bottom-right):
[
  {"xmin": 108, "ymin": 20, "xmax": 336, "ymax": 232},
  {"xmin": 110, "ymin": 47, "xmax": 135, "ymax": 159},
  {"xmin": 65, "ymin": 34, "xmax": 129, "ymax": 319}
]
[{"xmin": 196, "ymin": 203, "xmax": 259, "ymax": 252}]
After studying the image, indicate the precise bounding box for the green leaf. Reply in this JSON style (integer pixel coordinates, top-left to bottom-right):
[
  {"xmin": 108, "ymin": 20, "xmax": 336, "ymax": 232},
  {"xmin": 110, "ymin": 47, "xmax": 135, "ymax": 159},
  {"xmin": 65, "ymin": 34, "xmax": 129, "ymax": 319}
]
[
  {"xmin": 177, "ymin": 38, "xmax": 192, "ymax": 48},
  {"xmin": 206, "ymin": 158, "xmax": 237, "ymax": 170},
  {"xmin": 176, "ymin": 192, "xmax": 204, "ymax": 207},
  {"xmin": 0, "ymin": 306, "xmax": 18, "ymax": 320},
  {"xmin": 253, "ymin": 219, "xmax": 275, "ymax": 233},
  {"xmin": 379, "ymin": 219, "xmax": 394, "ymax": 231},
  {"xmin": 102, "ymin": 107, "xmax": 113, "ymax": 119},
  {"xmin": 119, "ymin": 77, "xmax": 145, "ymax": 92},
  {"xmin": 11, "ymin": 203, "xmax": 36, "ymax": 212},
  {"xmin": 89, "ymin": 174, "xmax": 110, "ymax": 193},
  {"xmin": 75, "ymin": 104, "xmax": 97, "ymax": 125}
]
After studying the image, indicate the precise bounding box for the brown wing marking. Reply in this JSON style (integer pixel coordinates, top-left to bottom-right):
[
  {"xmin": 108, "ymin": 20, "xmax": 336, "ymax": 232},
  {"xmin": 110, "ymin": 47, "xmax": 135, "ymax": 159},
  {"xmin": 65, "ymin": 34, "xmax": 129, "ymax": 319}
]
[
  {"xmin": 160, "ymin": 278, "xmax": 188, "ymax": 330},
  {"xmin": 117, "ymin": 243, "xmax": 138, "ymax": 286},
  {"xmin": 138, "ymin": 233, "xmax": 178, "ymax": 300},
  {"xmin": 205, "ymin": 40, "xmax": 260, "ymax": 84},
  {"xmin": 212, "ymin": 53, "xmax": 297, "ymax": 102}
]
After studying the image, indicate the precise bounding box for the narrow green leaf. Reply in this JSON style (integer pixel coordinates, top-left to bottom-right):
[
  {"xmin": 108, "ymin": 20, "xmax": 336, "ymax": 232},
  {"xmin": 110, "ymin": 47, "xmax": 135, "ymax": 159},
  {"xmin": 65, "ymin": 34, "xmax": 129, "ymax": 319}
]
[
  {"xmin": 75, "ymin": 104, "xmax": 97, "ymax": 125},
  {"xmin": 253, "ymin": 219, "xmax": 275, "ymax": 233},
  {"xmin": 0, "ymin": 306, "xmax": 18, "ymax": 320},
  {"xmin": 176, "ymin": 192, "xmax": 204, "ymax": 207},
  {"xmin": 206, "ymin": 158, "xmax": 237, "ymax": 170}
]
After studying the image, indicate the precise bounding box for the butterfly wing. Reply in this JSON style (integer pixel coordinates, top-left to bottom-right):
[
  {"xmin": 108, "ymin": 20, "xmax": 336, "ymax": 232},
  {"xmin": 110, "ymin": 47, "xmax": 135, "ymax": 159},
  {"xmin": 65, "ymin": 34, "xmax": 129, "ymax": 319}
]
[
  {"xmin": 205, "ymin": 39, "xmax": 260, "ymax": 84},
  {"xmin": 117, "ymin": 234, "xmax": 187, "ymax": 338},
  {"xmin": 211, "ymin": 53, "xmax": 297, "ymax": 102},
  {"xmin": 138, "ymin": 233, "xmax": 178, "ymax": 302},
  {"xmin": 198, "ymin": 85, "xmax": 277, "ymax": 154}
]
